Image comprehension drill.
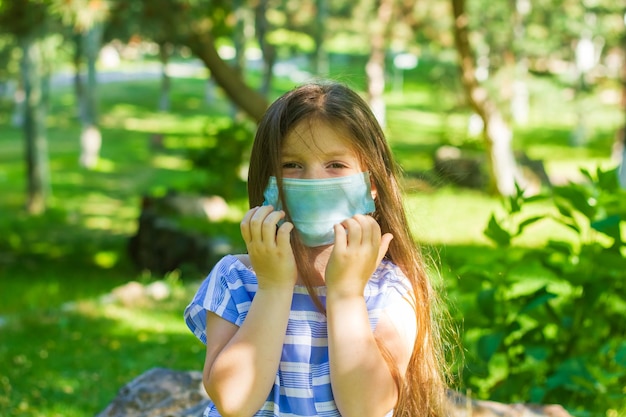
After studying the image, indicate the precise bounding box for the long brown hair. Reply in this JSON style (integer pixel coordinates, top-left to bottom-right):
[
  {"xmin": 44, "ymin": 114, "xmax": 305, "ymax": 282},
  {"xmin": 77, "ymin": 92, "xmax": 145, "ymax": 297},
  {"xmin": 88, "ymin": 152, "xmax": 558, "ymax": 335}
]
[{"xmin": 247, "ymin": 81, "xmax": 449, "ymax": 417}]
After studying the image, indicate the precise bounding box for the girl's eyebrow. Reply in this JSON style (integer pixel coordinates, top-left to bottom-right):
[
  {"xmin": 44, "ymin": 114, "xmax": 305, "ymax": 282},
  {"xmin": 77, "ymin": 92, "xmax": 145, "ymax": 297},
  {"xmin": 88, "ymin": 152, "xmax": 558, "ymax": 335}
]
[{"xmin": 281, "ymin": 149, "xmax": 354, "ymax": 159}]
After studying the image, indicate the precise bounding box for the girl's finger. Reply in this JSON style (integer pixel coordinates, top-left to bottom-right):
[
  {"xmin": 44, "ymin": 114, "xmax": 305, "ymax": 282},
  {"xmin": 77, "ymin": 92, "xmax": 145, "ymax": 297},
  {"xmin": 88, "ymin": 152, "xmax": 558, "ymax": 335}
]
[
  {"xmin": 240, "ymin": 206, "xmax": 261, "ymax": 243},
  {"xmin": 333, "ymin": 223, "xmax": 347, "ymax": 248},
  {"xmin": 249, "ymin": 205, "xmax": 274, "ymax": 243},
  {"xmin": 342, "ymin": 217, "xmax": 362, "ymax": 245},
  {"xmin": 276, "ymin": 221, "xmax": 294, "ymax": 248},
  {"xmin": 262, "ymin": 210, "xmax": 285, "ymax": 244},
  {"xmin": 354, "ymin": 214, "xmax": 375, "ymax": 246},
  {"xmin": 377, "ymin": 233, "xmax": 394, "ymax": 265}
]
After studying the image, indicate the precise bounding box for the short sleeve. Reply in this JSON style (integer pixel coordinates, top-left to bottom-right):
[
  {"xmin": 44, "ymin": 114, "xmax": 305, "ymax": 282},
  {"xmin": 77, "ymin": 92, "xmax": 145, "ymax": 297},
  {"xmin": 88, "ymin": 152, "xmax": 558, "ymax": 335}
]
[
  {"xmin": 362, "ymin": 260, "xmax": 412, "ymax": 330},
  {"xmin": 379, "ymin": 261, "xmax": 412, "ymax": 303},
  {"xmin": 184, "ymin": 255, "xmax": 258, "ymax": 345}
]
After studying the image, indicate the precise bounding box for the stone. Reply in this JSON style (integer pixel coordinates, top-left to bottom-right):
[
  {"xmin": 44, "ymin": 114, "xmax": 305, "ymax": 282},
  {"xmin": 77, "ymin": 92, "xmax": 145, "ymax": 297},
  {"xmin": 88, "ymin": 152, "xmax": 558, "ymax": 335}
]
[
  {"xmin": 97, "ymin": 368, "xmax": 574, "ymax": 417},
  {"xmin": 127, "ymin": 194, "xmax": 235, "ymax": 276},
  {"xmin": 96, "ymin": 368, "xmax": 210, "ymax": 417},
  {"xmin": 110, "ymin": 281, "xmax": 146, "ymax": 307},
  {"xmin": 446, "ymin": 390, "xmax": 573, "ymax": 417},
  {"xmin": 432, "ymin": 145, "xmax": 552, "ymax": 195},
  {"xmin": 433, "ymin": 146, "xmax": 486, "ymax": 189}
]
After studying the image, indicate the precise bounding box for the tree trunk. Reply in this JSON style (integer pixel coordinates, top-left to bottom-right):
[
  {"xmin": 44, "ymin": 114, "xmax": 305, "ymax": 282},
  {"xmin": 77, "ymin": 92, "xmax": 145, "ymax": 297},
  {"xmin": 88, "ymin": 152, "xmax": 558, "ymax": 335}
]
[
  {"xmin": 366, "ymin": 0, "xmax": 394, "ymax": 128},
  {"xmin": 232, "ymin": 0, "xmax": 246, "ymax": 75},
  {"xmin": 451, "ymin": 0, "xmax": 522, "ymax": 196},
  {"xmin": 20, "ymin": 35, "xmax": 50, "ymax": 215},
  {"xmin": 79, "ymin": 24, "xmax": 103, "ymax": 169},
  {"xmin": 231, "ymin": 0, "xmax": 247, "ymax": 119},
  {"xmin": 186, "ymin": 29, "xmax": 268, "ymax": 122},
  {"xmin": 11, "ymin": 78, "xmax": 25, "ymax": 127},
  {"xmin": 510, "ymin": 0, "xmax": 530, "ymax": 125},
  {"xmin": 313, "ymin": 0, "xmax": 329, "ymax": 76},
  {"xmin": 617, "ymin": 22, "xmax": 626, "ymax": 189},
  {"xmin": 254, "ymin": 0, "xmax": 276, "ymax": 97},
  {"xmin": 73, "ymin": 33, "xmax": 85, "ymax": 121},
  {"xmin": 158, "ymin": 42, "xmax": 172, "ymax": 112}
]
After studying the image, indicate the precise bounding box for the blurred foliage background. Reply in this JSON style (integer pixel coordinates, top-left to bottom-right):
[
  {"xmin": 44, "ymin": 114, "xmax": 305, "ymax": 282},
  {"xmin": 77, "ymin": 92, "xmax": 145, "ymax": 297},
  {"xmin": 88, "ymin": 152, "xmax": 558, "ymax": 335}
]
[{"xmin": 0, "ymin": 1, "xmax": 625, "ymax": 416}]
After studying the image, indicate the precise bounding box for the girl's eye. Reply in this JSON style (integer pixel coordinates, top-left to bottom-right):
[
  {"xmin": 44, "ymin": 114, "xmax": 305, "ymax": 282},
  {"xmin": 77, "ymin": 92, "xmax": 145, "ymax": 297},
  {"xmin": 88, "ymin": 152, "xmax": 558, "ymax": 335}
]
[
  {"xmin": 327, "ymin": 162, "xmax": 347, "ymax": 169},
  {"xmin": 282, "ymin": 162, "xmax": 301, "ymax": 169}
]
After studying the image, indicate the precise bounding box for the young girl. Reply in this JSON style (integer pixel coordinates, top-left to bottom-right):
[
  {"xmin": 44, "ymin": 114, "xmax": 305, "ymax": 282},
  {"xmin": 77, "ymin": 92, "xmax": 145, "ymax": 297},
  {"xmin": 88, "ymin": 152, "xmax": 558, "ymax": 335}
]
[{"xmin": 185, "ymin": 81, "xmax": 448, "ymax": 417}]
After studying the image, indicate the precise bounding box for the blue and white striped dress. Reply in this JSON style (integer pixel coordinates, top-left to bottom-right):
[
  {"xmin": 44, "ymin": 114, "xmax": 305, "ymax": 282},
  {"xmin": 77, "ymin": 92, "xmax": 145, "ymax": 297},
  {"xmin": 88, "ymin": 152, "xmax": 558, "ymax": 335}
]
[{"xmin": 184, "ymin": 254, "xmax": 410, "ymax": 417}]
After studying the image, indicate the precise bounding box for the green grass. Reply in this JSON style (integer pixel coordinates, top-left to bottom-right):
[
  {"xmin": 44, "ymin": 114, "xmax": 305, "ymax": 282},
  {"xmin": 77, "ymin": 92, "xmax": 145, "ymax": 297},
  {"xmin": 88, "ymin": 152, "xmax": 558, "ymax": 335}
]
[
  {"xmin": 0, "ymin": 286, "xmax": 205, "ymax": 417},
  {"xmin": 0, "ymin": 54, "xmax": 623, "ymax": 416}
]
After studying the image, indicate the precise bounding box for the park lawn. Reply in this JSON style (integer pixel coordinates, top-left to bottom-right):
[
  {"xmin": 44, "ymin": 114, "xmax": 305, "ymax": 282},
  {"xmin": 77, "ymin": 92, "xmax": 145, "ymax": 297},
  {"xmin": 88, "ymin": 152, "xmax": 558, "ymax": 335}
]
[
  {"xmin": 0, "ymin": 283, "xmax": 205, "ymax": 417},
  {"xmin": 0, "ymin": 57, "xmax": 622, "ymax": 416}
]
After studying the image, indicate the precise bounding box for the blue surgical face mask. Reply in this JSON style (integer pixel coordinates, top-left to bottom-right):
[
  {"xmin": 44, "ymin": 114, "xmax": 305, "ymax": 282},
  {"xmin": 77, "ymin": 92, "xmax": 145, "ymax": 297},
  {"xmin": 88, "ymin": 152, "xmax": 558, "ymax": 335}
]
[{"xmin": 262, "ymin": 172, "xmax": 376, "ymax": 247}]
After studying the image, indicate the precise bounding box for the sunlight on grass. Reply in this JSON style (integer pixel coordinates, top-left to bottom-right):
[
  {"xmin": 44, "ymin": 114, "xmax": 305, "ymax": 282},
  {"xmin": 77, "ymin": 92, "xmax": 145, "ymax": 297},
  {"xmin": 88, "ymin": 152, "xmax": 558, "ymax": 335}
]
[
  {"xmin": 152, "ymin": 154, "xmax": 193, "ymax": 170},
  {"xmin": 75, "ymin": 193, "xmax": 126, "ymax": 216},
  {"xmin": 84, "ymin": 216, "xmax": 115, "ymax": 230},
  {"xmin": 54, "ymin": 171, "xmax": 84, "ymax": 186},
  {"xmin": 93, "ymin": 251, "xmax": 120, "ymax": 269},
  {"xmin": 93, "ymin": 158, "xmax": 117, "ymax": 172},
  {"xmin": 404, "ymin": 187, "xmax": 585, "ymax": 249},
  {"xmin": 388, "ymin": 108, "xmax": 453, "ymax": 143},
  {"xmin": 93, "ymin": 251, "xmax": 119, "ymax": 269},
  {"xmin": 386, "ymin": 89, "xmax": 433, "ymax": 107},
  {"xmin": 121, "ymin": 114, "xmax": 208, "ymax": 133},
  {"xmin": 406, "ymin": 188, "xmax": 500, "ymax": 245},
  {"xmin": 545, "ymin": 158, "xmax": 618, "ymax": 183},
  {"xmin": 99, "ymin": 301, "xmax": 190, "ymax": 335},
  {"xmin": 43, "ymin": 191, "xmax": 143, "ymax": 236}
]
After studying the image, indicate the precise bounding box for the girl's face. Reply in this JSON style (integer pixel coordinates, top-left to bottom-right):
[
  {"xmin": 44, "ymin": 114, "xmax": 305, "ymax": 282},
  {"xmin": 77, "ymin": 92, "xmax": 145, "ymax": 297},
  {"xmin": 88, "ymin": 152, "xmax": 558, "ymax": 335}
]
[{"xmin": 281, "ymin": 119, "xmax": 364, "ymax": 180}]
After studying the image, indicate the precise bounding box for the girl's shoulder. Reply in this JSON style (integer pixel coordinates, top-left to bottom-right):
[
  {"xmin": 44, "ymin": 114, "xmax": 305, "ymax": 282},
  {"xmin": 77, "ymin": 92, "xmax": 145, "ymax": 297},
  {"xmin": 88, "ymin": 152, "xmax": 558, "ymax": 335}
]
[
  {"xmin": 202, "ymin": 254, "xmax": 258, "ymax": 290},
  {"xmin": 232, "ymin": 253, "xmax": 251, "ymax": 269},
  {"xmin": 369, "ymin": 259, "xmax": 412, "ymax": 295},
  {"xmin": 212, "ymin": 253, "xmax": 253, "ymax": 273},
  {"xmin": 374, "ymin": 258, "xmax": 407, "ymax": 280}
]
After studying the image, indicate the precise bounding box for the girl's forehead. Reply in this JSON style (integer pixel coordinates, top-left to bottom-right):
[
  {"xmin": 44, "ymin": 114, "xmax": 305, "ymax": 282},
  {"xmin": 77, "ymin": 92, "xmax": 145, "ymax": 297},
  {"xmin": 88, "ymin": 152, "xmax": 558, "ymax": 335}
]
[{"xmin": 282, "ymin": 119, "xmax": 356, "ymax": 155}]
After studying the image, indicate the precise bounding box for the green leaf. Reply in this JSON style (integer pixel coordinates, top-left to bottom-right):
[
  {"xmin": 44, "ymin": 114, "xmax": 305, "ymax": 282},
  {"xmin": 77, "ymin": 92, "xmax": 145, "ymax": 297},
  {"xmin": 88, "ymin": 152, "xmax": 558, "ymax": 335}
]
[
  {"xmin": 590, "ymin": 215, "xmax": 622, "ymax": 242},
  {"xmin": 484, "ymin": 214, "xmax": 511, "ymax": 247},
  {"xmin": 477, "ymin": 331, "xmax": 504, "ymax": 362},
  {"xmin": 529, "ymin": 386, "xmax": 546, "ymax": 403},
  {"xmin": 615, "ymin": 343, "xmax": 626, "ymax": 367},
  {"xmin": 477, "ymin": 288, "xmax": 496, "ymax": 318},
  {"xmin": 524, "ymin": 194, "xmax": 548, "ymax": 204},
  {"xmin": 526, "ymin": 346, "xmax": 549, "ymax": 362},
  {"xmin": 555, "ymin": 201, "xmax": 574, "ymax": 218},
  {"xmin": 508, "ymin": 186, "xmax": 522, "ymax": 213},
  {"xmin": 553, "ymin": 185, "xmax": 595, "ymax": 220},
  {"xmin": 596, "ymin": 166, "xmax": 620, "ymax": 192},
  {"xmin": 561, "ymin": 220, "xmax": 581, "ymax": 234},
  {"xmin": 517, "ymin": 215, "xmax": 544, "ymax": 235},
  {"xmin": 580, "ymin": 167, "xmax": 594, "ymax": 182},
  {"xmin": 546, "ymin": 240, "xmax": 574, "ymax": 255},
  {"xmin": 519, "ymin": 287, "xmax": 558, "ymax": 315}
]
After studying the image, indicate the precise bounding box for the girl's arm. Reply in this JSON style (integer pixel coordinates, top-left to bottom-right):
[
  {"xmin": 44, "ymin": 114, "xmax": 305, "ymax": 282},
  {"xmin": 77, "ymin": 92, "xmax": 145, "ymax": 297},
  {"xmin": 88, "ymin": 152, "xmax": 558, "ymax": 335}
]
[
  {"xmin": 326, "ymin": 290, "xmax": 416, "ymax": 417},
  {"xmin": 203, "ymin": 205, "xmax": 297, "ymax": 417},
  {"xmin": 203, "ymin": 286, "xmax": 294, "ymax": 417},
  {"xmin": 325, "ymin": 214, "xmax": 415, "ymax": 417}
]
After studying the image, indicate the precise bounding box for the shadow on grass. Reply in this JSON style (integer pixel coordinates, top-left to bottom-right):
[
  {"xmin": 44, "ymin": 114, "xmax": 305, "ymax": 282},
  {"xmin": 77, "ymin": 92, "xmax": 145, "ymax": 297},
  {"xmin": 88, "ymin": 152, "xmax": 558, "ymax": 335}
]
[
  {"xmin": 0, "ymin": 302, "xmax": 204, "ymax": 417},
  {"xmin": 0, "ymin": 214, "xmax": 137, "ymax": 315}
]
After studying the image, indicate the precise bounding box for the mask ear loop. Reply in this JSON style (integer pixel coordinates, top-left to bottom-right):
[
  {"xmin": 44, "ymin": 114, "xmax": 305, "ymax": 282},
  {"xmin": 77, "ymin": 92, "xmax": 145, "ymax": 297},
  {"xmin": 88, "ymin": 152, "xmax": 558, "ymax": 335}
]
[{"xmin": 370, "ymin": 175, "xmax": 378, "ymax": 200}]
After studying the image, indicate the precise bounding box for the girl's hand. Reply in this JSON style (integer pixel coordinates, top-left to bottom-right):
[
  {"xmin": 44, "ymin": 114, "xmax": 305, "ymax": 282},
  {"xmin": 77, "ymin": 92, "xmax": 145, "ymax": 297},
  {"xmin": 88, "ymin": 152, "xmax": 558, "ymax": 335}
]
[
  {"xmin": 240, "ymin": 206, "xmax": 297, "ymax": 290},
  {"xmin": 325, "ymin": 214, "xmax": 393, "ymax": 298}
]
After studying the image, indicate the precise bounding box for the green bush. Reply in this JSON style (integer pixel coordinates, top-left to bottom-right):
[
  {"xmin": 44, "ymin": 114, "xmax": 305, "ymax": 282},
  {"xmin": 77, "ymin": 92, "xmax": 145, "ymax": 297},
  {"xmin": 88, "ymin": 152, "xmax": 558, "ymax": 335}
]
[{"xmin": 458, "ymin": 166, "xmax": 626, "ymax": 417}]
